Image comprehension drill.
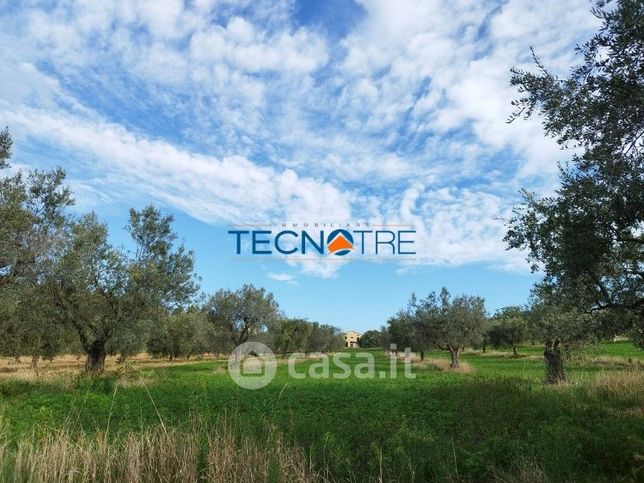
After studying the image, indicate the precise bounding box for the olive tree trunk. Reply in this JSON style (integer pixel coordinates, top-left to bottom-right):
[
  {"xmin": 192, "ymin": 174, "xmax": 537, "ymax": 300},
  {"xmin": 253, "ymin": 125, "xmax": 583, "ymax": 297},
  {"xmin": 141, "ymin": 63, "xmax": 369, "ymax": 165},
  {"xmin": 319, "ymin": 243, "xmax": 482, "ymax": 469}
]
[
  {"xmin": 448, "ymin": 347, "xmax": 460, "ymax": 368},
  {"xmin": 85, "ymin": 340, "xmax": 107, "ymax": 373},
  {"xmin": 544, "ymin": 339, "xmax": 566, "ymax": 384}
]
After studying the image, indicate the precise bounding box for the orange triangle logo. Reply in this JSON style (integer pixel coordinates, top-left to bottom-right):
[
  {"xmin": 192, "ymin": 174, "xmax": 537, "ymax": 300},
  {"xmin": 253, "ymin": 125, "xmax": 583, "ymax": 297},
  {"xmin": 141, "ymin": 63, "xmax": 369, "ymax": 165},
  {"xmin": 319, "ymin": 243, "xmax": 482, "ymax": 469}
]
[{"xmin": 328, "ymin": 234, "xmax": 353, "ymax": 253}]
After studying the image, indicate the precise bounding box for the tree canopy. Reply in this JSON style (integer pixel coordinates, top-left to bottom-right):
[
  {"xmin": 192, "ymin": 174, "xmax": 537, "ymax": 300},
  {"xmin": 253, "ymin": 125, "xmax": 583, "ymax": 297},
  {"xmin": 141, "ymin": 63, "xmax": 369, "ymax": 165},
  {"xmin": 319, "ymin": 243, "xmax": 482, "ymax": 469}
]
[
  {"xmin": 505, "ymin": 0, "xmax": 643, "ymax": 346},
  {"xmin": 487, "ymin": 306, "xmax": 529, "ymax": 357},
  {"xmin": 358, "ymin": 329, "xmax": 381, "ymax": 348},
  {"xmin": 0, "ymin": 127, "xmax": 11, "ymax": 170},
  {"xmin": 387, "ymin": 288, "xmax": 486, "ymax": 367},
  {"xmin": 204, "ymin": 284, "xmax": 280, "ymax": 352}
]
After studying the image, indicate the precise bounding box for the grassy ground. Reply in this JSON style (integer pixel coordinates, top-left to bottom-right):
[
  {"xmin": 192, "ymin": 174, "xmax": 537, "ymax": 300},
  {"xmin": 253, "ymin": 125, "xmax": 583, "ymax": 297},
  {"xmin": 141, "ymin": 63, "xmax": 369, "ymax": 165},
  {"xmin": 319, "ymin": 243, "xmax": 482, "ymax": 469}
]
[{"xmin": 0, "ymin": 341, "xmax": 642, "ymax": 482}]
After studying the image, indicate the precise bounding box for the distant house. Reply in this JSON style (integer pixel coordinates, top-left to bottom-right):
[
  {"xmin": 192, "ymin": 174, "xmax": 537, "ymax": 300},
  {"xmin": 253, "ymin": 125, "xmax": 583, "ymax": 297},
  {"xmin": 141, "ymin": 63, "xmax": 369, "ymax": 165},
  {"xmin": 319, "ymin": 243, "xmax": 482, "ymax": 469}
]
[{"xmin": 343, "ymin": 330, "xmax": 362, "ymax": 348}]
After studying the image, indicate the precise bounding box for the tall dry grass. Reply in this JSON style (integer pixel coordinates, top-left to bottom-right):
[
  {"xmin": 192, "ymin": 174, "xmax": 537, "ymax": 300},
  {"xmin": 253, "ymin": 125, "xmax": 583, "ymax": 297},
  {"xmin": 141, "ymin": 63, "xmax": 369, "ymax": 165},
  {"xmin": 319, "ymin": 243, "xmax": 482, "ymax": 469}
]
[
  {"xmin": 0, "ymin": 420, "xmax": 321, "ymax": 483},
  {"xmin": 1, "ymin": 353, "xmax": 225, "ymax": 377},
  {"xmin": 414, "ymin": 358, "xmax": 476, "ymax": 373},
  {"xmin": 590, "ymin": 368, "xmax": 644, "ymax": 402}
]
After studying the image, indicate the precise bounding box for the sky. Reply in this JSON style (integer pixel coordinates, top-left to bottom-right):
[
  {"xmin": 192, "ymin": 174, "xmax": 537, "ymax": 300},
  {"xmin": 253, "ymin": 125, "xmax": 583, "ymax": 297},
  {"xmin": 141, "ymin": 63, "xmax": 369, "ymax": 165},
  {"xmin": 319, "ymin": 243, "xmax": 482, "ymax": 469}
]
[{"xmin": 0, "ymin": 0, "xmax": 600, "ymax": 331}]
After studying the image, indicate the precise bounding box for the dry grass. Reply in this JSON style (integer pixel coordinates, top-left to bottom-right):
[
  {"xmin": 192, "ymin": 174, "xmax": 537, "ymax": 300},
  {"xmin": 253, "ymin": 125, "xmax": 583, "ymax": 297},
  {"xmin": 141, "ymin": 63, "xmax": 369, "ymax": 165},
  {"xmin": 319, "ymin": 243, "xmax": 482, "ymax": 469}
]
[
  {"xmin": 491, "ymin": 458, "xmax": 548, "ymax": 483},
  {"xmin": 591, "ymin": 369, "xmax": 644, "ymax": 401},
  {"xmin": 462, "ymin": 349, "xmax": 509, "ymax": 357},
  {"xmin": 462, "ymin": 349, "xmax": 543, "ymax": 361},
  {"xmin": 577, "ymin": 355, "xmax": 642, "ymax": 368},
  {"xmin": 0, "ymin": 353, "xmax": 326, "ymax": 381},
  {"xmin": 0, "ymin": 353, "xmax": 229, "ymax": 385},
  {"xmin": 1, "ymin": 353, "xmax": 225, "ymax": 374},
  {"xmin": 414, "ymin": 358, "xmax": 476, "ymax": 373},
  {"xmin": 0, "ymin": 420, "xmax": 321, "ymax": 483},
  {"xmin": 463, "ymin": 350, "xmax": 643, "ymax": 367},
  {"xmin": 543, "ymin": 368, "xmax": 644, "ymax": 416},
  {"xmin": 0, "ymin": 352, "xmax": 328, "ymax": 388},
  {"xmin": 0, "ymin": 364, "xmax": 153, "ymax": 388}
]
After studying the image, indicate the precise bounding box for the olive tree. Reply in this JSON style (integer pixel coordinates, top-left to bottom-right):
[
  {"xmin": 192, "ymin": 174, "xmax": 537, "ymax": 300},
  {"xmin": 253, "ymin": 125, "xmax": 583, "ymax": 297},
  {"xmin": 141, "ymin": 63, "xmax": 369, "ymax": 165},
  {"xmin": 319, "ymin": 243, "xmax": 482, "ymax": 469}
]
[
  {"xmin": 410, "ymin": 288, "xmax": 486, "ymax": 368},
  {"xmin": 147, "ymin": 311, "xmax": 204, "ymax": 360},
  {"xmin": 526, "ymin": 292, "xmax": 598, "ymax": 383},
  {"xmin": 0, "ymin": 129, "xmax": 74, "ymax": 364},
  {"xmin": 0, "ymin": 126, "xmax": 11, "ymax": 170},
  {"xmin": 506, "ymin": 0, "xmax": 643, "ymax": 344},
  {"xmin": 51, "ymin": 214, "xmax": 123, "ymax": 371},
  {"xmin": 358, "ymin": 330, "xmax": 381, "ymax": 348},
  {"xmin": 386, "ymin": 310, "xmax": 422, "ymax": 357},
  {"xmin": 487, "ymin": 306, "xmax": 529, "ymax": 357},
  {"xmin": 273, "ymin": 318, "xmax": 312, "ymax": 357},
  {"xmin": 203, "ymin": 284, "xmax": 280, "ymax": 353},
  {"xmin": 0, "ymin": 167, "xmax": 72, "ymax": 290},
  {"xmin": 0, "ymin": 283, "xmax": 74, "ymax": 367},
  {"xmin": 305, "ymin": 322, "xmax": 344, "ymax": 353},
  {"xmin": 53, "ymin": 207, "xmax": 197, "ymax": 372}
]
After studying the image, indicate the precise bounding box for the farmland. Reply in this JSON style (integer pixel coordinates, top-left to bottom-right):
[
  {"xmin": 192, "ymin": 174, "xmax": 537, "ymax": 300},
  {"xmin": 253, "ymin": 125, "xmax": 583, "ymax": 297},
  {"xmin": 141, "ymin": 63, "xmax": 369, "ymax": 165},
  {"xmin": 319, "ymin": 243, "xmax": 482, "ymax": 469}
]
[{"xmin": 1, "ymin": 341, "xmax": 642, "ymax": 482}]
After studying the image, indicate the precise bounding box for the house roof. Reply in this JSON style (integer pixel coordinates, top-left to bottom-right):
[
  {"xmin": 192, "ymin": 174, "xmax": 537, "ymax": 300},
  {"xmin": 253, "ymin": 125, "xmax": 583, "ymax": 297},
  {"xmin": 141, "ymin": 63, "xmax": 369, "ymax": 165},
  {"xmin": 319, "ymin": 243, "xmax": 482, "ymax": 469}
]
[{"xmin": 343, "ymin": 330, "xmax": 362, "ymax": 336}]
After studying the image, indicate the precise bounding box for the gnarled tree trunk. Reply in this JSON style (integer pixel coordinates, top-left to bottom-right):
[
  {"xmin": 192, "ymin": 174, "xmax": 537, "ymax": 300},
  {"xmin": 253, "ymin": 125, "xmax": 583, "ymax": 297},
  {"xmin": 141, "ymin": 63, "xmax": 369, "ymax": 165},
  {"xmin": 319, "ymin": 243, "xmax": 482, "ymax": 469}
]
[
  {"xmin": 448, "ymin": 346, "xmax": 460, "ymax": 368},
  {"xmin": 544, "ymin": 339, "xmax": 566, "ymax": 384},
  {"xmin": 85, "ymin": 340, "xmax": 107, "ymax": 373}
]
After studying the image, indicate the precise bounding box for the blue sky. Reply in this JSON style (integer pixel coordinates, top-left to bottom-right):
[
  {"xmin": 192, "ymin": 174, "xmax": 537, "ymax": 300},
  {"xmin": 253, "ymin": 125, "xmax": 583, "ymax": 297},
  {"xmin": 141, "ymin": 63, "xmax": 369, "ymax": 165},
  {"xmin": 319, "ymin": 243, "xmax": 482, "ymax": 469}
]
[{"xmin": 0, "ymin": 0, "xmax": 599, "ymax": 331}]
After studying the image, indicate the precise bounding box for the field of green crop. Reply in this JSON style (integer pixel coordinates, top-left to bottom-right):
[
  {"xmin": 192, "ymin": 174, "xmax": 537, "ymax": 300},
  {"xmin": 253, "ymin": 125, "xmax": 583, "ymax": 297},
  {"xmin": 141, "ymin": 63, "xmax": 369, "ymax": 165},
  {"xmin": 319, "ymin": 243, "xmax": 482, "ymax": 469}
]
[{"xmin": 1, "ymin": 341, "xmax": 642, "ymax": 482}]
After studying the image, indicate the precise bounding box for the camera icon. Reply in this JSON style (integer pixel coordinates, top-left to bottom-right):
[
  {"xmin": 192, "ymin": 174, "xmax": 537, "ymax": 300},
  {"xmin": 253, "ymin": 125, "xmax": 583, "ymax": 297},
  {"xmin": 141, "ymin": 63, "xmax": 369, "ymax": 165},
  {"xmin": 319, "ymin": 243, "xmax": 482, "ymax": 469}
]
[{"xmin": 227, "ymin": 342, "xmax": 277, "ymax": 390}]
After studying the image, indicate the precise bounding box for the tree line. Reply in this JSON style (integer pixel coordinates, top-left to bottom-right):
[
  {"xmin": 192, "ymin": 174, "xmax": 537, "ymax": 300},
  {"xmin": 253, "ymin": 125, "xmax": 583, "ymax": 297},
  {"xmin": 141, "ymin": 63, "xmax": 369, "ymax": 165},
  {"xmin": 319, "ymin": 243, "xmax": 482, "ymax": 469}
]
[
  {"xmin": 0, "ymin": 113, "xmax": 639, "ymax": 382},
  {"xmin": 376, "ymin": 0, "xmax": 644, "ymax": 382},
  {"xmin": 377, "ymin": 288, "xmax": 635, "ymax": 382},
  {"xmin": 370, "ymin": 1, "xmax": 642, "ymax": 384},
  {"xmin": 0, "ymin": 132, "xmax": 343, "ymax": 371},
  {"xmin": 0, "ymin": 0, "xmax": 641, "ymax": 383},
  {"xmin": 295, "ymin": 0, "xmax": 644, "ymax": 385}
]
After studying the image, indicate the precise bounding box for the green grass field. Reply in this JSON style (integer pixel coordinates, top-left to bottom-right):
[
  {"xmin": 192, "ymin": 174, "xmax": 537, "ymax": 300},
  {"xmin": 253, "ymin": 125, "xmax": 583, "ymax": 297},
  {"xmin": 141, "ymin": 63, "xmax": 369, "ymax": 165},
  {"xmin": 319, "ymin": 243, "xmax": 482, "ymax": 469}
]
[{"xmin": 1, "ymin": 341, "xmax": 642, "ymax": 482}]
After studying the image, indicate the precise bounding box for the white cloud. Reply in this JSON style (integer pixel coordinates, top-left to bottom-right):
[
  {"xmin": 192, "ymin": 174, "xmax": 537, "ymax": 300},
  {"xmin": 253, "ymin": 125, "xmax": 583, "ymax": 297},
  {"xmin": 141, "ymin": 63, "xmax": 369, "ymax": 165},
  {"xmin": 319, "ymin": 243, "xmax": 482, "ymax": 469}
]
[
  {"xmin": 6, "ymin": 107, "xmax": 353, "ymax": 224},
  {"xmin": 267, "ymin": 272, "xmax": 298, "ymax": 284},
  {"xmin": 0, "ymin": 0, "xmax": 601, "ymax": 278},
  {"xmin": 286, "ymin": 257, "xmax": 349, "ymax": 279},
  {"xmin": 364, "ymin": 183, "xmax": 526, "ymax": 271}
]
